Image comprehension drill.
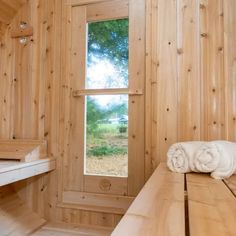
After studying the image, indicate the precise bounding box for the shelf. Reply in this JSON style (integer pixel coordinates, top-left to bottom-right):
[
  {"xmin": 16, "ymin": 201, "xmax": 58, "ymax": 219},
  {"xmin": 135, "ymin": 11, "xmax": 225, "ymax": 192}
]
[{"xmin": 0, "ymin": 158, "xmax": 56, "ymax": 187}]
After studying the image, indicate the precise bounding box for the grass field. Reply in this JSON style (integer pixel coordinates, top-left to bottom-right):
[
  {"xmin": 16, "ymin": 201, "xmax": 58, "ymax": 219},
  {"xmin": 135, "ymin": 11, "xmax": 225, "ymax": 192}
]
[{"xmin": 86, "ymin": 123, "xmax": 128, "ymax": 177}]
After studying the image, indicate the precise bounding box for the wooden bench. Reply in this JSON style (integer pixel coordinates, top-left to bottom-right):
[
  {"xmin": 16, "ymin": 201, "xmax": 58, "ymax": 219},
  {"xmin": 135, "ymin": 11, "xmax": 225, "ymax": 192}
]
[
  {"xmin": 112, "ymin": 163, "xmax": 236, "ymax": 236},
  {"xmin": 0, "ymin": 158, "xmax": 56, "ymax": 187},
  {"xmin": 0, "ymin": 139, "xmax": 56, "ymax": 187}
]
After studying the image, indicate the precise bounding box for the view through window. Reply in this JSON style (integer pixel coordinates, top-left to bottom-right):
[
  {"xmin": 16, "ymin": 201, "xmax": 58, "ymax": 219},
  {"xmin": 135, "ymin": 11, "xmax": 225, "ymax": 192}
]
[{"xmin": 85, "ymin": 19, "xmax": 129, "ymax": 177}]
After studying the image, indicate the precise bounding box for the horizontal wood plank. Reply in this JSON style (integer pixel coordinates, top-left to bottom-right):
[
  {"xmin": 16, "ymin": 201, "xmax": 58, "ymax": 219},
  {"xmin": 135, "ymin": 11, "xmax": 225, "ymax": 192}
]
[
  {"xmin": 86, "ymin": 0, "xmax": 128, "ymax": 22},
  {"xmin": 33, "ymin": 222, "xmax": 112, "ymax": 236},
  {"xmin": 84, "ymin": 175, "xmax": 128, "ymax": 195},
  {"xmin": 0, "ymin": 139, "xmax": 47, "ymax": 162},
  {"xmin": 0, "ymin": 158, "xmax": 56, "ymax": 187},
  {"xmin": 62, "ymin": 191, "xmax": 134, "ymax": 214},
  {"xmin": 112, "ymin": 163, "xmax": 185, "ymax": 236},
  {"xmin": 224, "ymin": 175, "xmax": 236, "ymax": 197},
  {"xmin": 67, "ymin": 0, "xmax": 111, "ymax": 6},
  {"xmin": 187, "ymin": 173, "xmax": 236, "ymax": 236},
  {"xmin": 73, "ymin": 88, "xmax": 143, "ymax": 96},
  {"xmin": 11, "ymin": 26, "xmax": 33, "ymax": 38}
]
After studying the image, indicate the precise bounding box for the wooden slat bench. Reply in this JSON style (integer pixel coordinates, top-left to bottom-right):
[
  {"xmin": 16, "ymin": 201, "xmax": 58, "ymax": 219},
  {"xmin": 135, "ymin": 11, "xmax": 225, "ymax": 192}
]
[{"xmin": 112, "ymin": 163, "xmax": 236, "ymax": 236}]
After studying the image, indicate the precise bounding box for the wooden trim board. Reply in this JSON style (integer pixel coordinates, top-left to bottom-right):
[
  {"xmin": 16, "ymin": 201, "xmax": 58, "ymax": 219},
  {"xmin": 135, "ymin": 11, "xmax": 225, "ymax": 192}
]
[
  {"xmin": 62, "ymin": 191, "xmax": 134, "ymax": 214},
  {"xmin": 73, "ymin": 88, "xmax": 143, "ymax": 96},
  {"xmin": 32, "ymin": 222, "xmax": 112, "ymax": 236},
  {"xmin": 0, "ymin": 139, "xmax": 47, "ymax": 162},
  {"xmin": 0, "ymin": 158, "xmax": 56, "ymax": 187}
]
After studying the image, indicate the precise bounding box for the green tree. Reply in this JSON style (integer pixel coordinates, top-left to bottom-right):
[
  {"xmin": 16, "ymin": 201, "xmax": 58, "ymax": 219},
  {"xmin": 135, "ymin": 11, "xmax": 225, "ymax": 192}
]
[
  {"xmin": 88, "ymin": 19, "xmax": 129, "ymax": 66},
  {"xmin": 86, "ymin": 97, "xmax": 106, "ymax": 135}
]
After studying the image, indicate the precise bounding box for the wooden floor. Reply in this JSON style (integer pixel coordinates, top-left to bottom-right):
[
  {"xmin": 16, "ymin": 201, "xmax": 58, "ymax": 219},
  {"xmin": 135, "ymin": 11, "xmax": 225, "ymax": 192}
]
[{"xmin": 32, "ymin": 223, "xmax": 113, "ymax": 236}]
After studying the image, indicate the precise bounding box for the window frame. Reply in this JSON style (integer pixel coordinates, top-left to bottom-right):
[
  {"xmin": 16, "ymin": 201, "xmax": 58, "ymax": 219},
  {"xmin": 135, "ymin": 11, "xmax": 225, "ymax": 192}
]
[{"xmin": 60, "ymin": 0, "xmax": 146, "ymax": 213}]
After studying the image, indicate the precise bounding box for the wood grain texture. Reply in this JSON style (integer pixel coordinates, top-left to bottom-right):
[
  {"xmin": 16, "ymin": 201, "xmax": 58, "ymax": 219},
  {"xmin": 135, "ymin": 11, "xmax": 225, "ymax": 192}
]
[
  {"xmin": 149, "ymin": 0, "xmax": 236, "ymax": 166},
  {"xmin": 112, "ymin": 163, "xmax": 185, "ymax": 236},
  {"xmin": 0, "ymin": 158, "xmax": 55, "ymax": 187},
  {"xmin": 224, "ymin": 175, "xmax": 236, "ymax": 196},
  {"xmin": 0, "ymin": 139, "xmax": 47, "ymax": 161},
  {"xmin": 128, "ymin": 0, "xmax": 146, "ymax": 196},
  {"xmin": 224, "ymin": 0, "xmax": 236, "ymax": 141},
  {"xmin": 0, "ymin": 185, "xmax": 46, "ymax": 236},
  {"xmin": 154, "ymin": 0, "xmax": 178, "ymax": 163},
  {"xmin": 200, "ymin": 0, "xmax": 225, "ymax": 140},
  {"xmin": 187, "ymin": 174, "xmax": 236, "ymax": 236},
  {"xmin": 33, "ymin": 222, "xmax": 112, "ymax": 236},
  {"xmin": 0, "ymin": 0, "xmax": 236, "ymax": 231},
  {"xmin": 0, "ymin": 0, "xmax": 26, "ymax": 28},
  {"xmin": 177, "ymin": 0, "xmax": 201, "ymax": 141},
  {"xmin": 187, "ymin": 173, "xmax": 236, "ymax": 236}
]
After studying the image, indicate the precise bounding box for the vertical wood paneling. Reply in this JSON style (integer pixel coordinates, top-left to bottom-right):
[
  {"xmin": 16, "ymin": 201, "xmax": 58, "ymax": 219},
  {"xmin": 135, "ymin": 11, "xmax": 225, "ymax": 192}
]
[
  {"xmin": 150, "ymin": 0, "xmax": 158, "ymax": 168},
  {"xmin": 155, "ymin": 0, "xmax": 178, "ymax": 163},
  {"xmin": 200, "ymin": 0, "xmax": 225, "ymax": 140},
  {"xmin": 66, "ymin": 6, "xmax": 87, "ymax": 191},
  {"xmin": 204, "ymin": 0, "xmax": 224, "ymax": 138},
  {"xmin": 149, "ymin": 0, "xmax": 234, "ymax": 165},
  {"xmin": 224, "ymin": 0, "xmax": 236, "ymax": 141},
  {"xmin": 177, "ymin": 0, "xmax": 201, "ymax": 141},
  {"xmin": 145, "ymin": 0, "xmax": 152, "ymax": 180},
  {"xmin": 128, "ymin": 0, "xmax": 146, "ymax": 196},
  {"xmin": 0, "ymin": 0, "xmax": 236, "ymax": 230},
  {"xmin": 0, "ymin": 27, "xmax": 14, "ymax": 139},
  {"xmin": 59, "ymin": 2, "xmax": 72, "ymax": 202}
]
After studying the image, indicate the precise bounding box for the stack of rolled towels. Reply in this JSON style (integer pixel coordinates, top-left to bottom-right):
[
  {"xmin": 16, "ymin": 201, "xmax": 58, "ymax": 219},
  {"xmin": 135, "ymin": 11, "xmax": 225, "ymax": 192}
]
[{"xmin": 167, "ymin": 140, "xmax": 236, "ymax": 179}]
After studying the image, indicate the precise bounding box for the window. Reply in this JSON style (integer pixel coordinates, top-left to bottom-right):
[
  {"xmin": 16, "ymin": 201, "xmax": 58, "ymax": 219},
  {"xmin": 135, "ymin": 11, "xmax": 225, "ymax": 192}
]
[
  {"xmin": 62, "ymin": 0, "xmax": 145, "ymax": 211},
  {"xmin": 85, "ymin": 19, "xmax": 129, "ymax": 177}
]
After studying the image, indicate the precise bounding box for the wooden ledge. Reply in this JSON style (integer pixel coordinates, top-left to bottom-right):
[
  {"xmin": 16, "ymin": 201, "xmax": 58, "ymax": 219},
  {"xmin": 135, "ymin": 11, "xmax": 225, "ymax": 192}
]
[
  {"xmin": 0, "ymin": 139, "xmax": 47, "ymax": 162},
  {"xmin": 0, "ymin": 158, "xmax": 56, "ymax": 187}
]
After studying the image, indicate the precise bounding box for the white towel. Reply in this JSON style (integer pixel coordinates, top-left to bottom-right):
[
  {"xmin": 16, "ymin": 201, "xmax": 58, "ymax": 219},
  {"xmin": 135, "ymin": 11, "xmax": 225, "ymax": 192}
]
[
  {"xmin": 167, "ymin": 141, "xmax": 205, "ymax": 173},
  {"xmin": 194, "ymin": 142, "xmax": 221, "ymax": 173},
  {"xmin": 194, "ymin": 141, "xmax": 236, "ymax": 179}
]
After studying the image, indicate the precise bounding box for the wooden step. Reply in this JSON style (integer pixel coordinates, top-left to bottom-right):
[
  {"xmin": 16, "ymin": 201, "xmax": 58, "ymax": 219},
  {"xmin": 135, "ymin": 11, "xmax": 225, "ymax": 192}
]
[
  {"xmin": 0, "ymin": 185, "xmax": 46, "ymax": 236},
  {"xmin": 32, "ymin": 222, "xmax": 113, "ymax": 236},
  {"xmin": 0, "ymin": 139, "xmax": 47, "ymax": 162}
]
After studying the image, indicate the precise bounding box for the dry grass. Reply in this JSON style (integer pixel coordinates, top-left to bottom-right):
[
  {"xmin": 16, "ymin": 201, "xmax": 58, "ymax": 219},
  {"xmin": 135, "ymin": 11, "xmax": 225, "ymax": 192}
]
[{"xmin": 86, "ymin": 154, "xmax": 128, "ymax": 177}]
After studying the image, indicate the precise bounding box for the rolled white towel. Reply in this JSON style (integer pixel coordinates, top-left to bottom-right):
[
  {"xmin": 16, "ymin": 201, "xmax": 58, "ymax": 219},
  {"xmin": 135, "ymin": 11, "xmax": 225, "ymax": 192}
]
[
  {"xmin": 194, "ymin": 141, "xmax": 236, "ymax": 179},
  {"xmin": 211, "ymin": 141, "xmax": 236, "ymax": 179},
  {"xmin": 167, "ymin": 141, "xmax": 205, "ymax": 173},
  {"xmin": 194, "ymin": 142, "xmax": 221, "ymax": 173}
]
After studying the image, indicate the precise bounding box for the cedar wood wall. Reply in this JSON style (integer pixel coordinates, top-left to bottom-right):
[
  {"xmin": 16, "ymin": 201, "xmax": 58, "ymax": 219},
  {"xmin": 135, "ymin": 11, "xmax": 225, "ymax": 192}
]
[{"xmin": 0, "ymin": 0, "xmax": 235, "ymax": 228}]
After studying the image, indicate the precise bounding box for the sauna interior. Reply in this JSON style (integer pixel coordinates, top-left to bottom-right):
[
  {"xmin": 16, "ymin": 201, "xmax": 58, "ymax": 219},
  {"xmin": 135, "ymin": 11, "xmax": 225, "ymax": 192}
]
[{"xmin": 0, "ymin": 0, "xmax": 236, "ymax": 235}]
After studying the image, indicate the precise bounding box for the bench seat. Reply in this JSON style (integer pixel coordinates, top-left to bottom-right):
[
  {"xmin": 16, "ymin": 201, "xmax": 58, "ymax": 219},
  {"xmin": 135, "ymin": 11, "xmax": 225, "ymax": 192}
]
[
  {"xmin": 0, "ymin": 158, "xmax": 56, "ymax": 187},
  {"xmin": 112, "ymin": 163, "xmax": 236, "ymax": 236}
]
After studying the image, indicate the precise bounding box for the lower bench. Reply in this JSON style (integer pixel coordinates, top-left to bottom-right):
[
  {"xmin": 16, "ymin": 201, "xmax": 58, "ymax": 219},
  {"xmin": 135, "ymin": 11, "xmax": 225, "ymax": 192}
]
[{"xmin": 112, "ymin": 163, "xmax": 236, "ymax": 236}]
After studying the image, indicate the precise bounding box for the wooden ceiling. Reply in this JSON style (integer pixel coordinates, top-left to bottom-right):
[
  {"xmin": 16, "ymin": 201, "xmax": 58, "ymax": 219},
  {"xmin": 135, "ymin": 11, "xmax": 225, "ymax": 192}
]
[{"xmin": 0, "ymin": 0, "xmax": 26, "ymax": 25}]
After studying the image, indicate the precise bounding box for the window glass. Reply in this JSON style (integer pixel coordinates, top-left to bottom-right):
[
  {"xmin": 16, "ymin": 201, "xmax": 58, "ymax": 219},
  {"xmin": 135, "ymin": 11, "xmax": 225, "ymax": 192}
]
[
  {"xmin": 86, "ymin": 19, "xmax": 129, "ymax": 89},
  {"xmin": 85, "ymin": 95, "xmax": 128, "ymax": 177}
]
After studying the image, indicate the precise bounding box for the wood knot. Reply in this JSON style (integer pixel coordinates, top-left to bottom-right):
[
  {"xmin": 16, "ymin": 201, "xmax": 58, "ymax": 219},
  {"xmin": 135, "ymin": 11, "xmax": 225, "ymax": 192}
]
[
  {"xmin": 99, "ymin": 179, "xmax": 111, "ymax": 192},
  {"xmin": 201, "ymin": 33, "xmax": 208, "ymax": 38}
]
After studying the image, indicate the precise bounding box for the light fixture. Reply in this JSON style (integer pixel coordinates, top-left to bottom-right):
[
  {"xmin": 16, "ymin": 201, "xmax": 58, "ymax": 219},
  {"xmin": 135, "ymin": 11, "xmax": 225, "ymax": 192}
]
[{"xmin": 19, "ymin": 21, "xmax": 28, "ymax": 45}]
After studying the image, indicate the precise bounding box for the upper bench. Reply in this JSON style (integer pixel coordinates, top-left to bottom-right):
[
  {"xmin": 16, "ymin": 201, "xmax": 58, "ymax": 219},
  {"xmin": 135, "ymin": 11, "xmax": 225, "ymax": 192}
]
[
  {"xmin": 112, "ymin": 163, "xmax": 236, "ymax": 236},
  {"xmin": 0, "ymin": 139, "xmax": 56, "ymax": 187}
]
